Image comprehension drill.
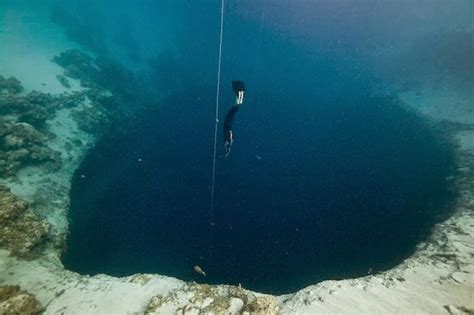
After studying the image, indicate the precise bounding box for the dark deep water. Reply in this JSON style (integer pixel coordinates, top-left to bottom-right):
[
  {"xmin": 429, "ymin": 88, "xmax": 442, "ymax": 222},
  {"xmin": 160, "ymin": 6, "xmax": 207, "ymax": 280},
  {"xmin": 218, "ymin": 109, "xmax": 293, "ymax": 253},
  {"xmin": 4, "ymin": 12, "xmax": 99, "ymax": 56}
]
[
  {"xmin": 59, "ymin": 1, "xmax": 460, "ymax": 294},
  {"xmin": 64, "ymin": 80, "xmax": 455, "ymax": 294}
]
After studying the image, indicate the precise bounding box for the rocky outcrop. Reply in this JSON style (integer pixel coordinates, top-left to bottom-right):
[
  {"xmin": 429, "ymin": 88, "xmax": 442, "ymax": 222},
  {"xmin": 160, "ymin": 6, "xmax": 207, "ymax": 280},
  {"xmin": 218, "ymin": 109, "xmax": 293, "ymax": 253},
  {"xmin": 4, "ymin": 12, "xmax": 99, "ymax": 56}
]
[
  {"xmin": 51, "ymin": 50, "xmax": 128, "ymax": 136},
  {"xmin": 70, "ymin": 103, "xmax": 111, "ymax": 134},
  {"xmin": 0, "ymin": 119, "xmax": 60, "ymax": 177},
  {"xmin": 145, "ymin": 283, "xmax": 280, "ymax": 315},
  {"xmin": 52, "ymin": 49, "xmax": 140, "ymax": 97},
  {"xmin": 0, "ymin": 286, "xmax": 44, "ymax": 315},
  {"xmin": 0, "ymin": 84, "xmax": 85, "ymax": 125},
  {"xmin": 0, "ymin": 76, "xmax": 23, "ymax": 95},
  {"xmin": 0, "ymin": 186, "xmax": 50, "ymax": 258},
  {"xmin": 0, "ymin": 78, "xmax": 89, "ymax": 177},
  {"xmin": 52, "ymin": 50, "xmax": 102, "ymax": 89}
]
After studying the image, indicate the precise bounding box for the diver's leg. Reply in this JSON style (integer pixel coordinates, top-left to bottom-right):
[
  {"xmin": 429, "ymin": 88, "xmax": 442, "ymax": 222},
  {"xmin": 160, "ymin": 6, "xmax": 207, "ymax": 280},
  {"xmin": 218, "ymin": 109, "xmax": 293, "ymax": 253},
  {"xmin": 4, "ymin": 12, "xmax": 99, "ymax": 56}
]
[{"xmin": 236, "ymin": 91, "xmax": 244, "ymax": 105}]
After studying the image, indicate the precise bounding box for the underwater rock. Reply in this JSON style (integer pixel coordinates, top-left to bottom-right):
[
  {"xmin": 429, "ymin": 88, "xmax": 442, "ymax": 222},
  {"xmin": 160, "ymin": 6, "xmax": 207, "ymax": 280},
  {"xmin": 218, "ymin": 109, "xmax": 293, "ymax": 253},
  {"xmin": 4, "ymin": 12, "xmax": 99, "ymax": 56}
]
[
  {"xmin": 0, "ymin": 286, "xmax": 44, "ymax": 315},
  {"xmin": 56, "ymin": 74, "xmax": 71, "ymax": 89},
  {"xmin": 48, "ymin": 53, "xmax": 121, "ymax": 135},
  {"xmin": 53, "ymin": 49, "xmax": 143, "ymax": 103},
  {"xmin": 52, "ymin": 49, "xmax": 95, "ymax": 71},
  {"xmin": 144, "ymin": 283, "xmax": 280, "ymax": 315},
  {"xmin": 0, "ymin": 121, "xmax": 61, "ymax": 177},
  {"xmin": 0, "ymin": 186, "xmax": 50, "ymax": 258},
  {"xmin": 241, "ymin": 296, "xmax": 280, "ymax": 315},
  {"xmin": 0, "ymin": 78, "xmax": 87, "ymax": 177},
  {"xmin": 129, "ymin": 274, "xmax": 152, "ymax": 286},
  {"xmin": 6, "ymin": 122, "xmax": 46, "ymax": 147},
  {"xmin": 0, "ymin": 91, "xmax": 59, "ymax": 127},
  {"xmin": 52, "ymin": 50, "xmax": 102, "ymax": 89},
  {"xmin": 0, "ymin": 119, "xmax": 9, "ymax": 137},
  {"xmin": 92, "ymin": 57, "xmax": 139, "ymax": 99},
  {"xmin": 60, "ymin": 91, "xmax": 86, "ymax": 108},
  {"xmin": 0, "ymin": 75, "xmax": 24, "ymax": 95},
  {"xmin": 71, "ymin": 104, "xmax": 110, "ymax": 135},
  {"xmin": 84, "ymin": 88, "xmax": 114, "ymax": 107}
]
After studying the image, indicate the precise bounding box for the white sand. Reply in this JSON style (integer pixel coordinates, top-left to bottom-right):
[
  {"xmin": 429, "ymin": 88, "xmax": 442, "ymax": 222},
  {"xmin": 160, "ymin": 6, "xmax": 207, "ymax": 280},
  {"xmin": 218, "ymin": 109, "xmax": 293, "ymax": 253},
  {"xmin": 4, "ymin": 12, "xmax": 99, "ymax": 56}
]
[
  {"xmin": 398, "ymin": 83, "xmax": 474, "ymax": 125},
  {"xmin": 0, "ymin": 3, "xmax": 473, "ymax": 314},
  {"xmin": 0, "ymin": 1, "xmax": 84, "ymax": 94}
]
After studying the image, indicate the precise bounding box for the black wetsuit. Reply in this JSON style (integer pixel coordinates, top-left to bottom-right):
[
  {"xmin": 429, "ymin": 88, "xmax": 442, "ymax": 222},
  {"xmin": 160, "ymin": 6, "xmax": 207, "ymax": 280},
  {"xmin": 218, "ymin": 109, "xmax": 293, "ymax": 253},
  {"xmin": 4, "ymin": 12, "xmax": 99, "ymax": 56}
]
[
  {"xmin": 224, "ymin": 80, "xmax": 245, "ymax": 157},
  {"xmin": 224, "ymin": 105, "xmax": 239, "ymax": 157},
  {"xmin": 224, "ymin": 105, "xmax": 239, "ymax": 142}
]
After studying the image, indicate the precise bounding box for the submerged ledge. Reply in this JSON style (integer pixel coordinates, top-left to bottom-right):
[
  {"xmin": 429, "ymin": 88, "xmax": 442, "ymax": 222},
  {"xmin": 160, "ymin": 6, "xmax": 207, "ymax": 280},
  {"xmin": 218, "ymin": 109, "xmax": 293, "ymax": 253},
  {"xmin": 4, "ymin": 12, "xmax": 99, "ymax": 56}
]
[{"xmin": 0, "ymin": 14, "xmax": 473, "ymax": 314}]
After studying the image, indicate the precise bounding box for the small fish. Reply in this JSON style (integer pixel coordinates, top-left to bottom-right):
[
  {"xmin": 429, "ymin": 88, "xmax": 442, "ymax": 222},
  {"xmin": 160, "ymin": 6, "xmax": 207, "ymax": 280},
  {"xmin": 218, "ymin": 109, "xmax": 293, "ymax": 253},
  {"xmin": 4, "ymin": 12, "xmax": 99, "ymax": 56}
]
[
  {"xmin": 194, "ymin": 265, "xmax": 206, "ymax": 276},
  {"xmin": 256, "ymin": 155, "xmax": 262, "ymax": 160}
]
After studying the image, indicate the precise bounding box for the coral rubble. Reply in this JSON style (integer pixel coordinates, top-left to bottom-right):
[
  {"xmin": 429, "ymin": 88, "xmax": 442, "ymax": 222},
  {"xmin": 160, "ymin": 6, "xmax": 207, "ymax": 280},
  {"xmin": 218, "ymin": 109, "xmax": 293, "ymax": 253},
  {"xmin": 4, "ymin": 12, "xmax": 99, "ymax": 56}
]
[
  {"xmin": 0, "ymin": 286, "xmax": 44, "ymax": 315},
  {"xmin": 0, "ymin": 186, "xmax": 50, "ymax": 258},
  {"xmin": 144, "ymin": 283, "xmax": 280, "ymax": 315}
]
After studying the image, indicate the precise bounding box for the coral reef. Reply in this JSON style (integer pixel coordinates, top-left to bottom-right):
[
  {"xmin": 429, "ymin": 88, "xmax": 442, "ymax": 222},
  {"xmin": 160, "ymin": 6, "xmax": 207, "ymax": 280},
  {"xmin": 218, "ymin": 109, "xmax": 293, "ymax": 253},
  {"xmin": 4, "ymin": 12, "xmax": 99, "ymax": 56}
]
[
  {"xmin": 0, "ymin": 186, "xmax": 50, "ymax": 258},
  {"xmin": 51, "ymin": 50, "xmax": 129, "ymax": 135},
  {"xmin": 70, "ymin": 104, "xmax": 110, "ymax": 134},
  {"xmin": 0, "ymin": 91, "xmax": 54, "ymax": 127},
  {"xmin": 0, "ymin": 59, "xmax": 131, "ymax": 262},
  {"xmin": 0, "ymin": 286, "xmax": 44, "ymax": 315},
  {"xmin": 0, "ymin": 90, "xmax": 84, "ymax": 127},
  {"xmin": 0, "ymin": 51, "xmax": 138, "ymax": 258},
  {"xmin": 0, "ymin": 120, "xmax": 61, "ymax": 177},
  {"xmin": 0, "ymin": 80, "xmax": 87, "ymax": 177},
  {"xmin": 53, "ymin": 49, "xmax": 143, "ymax": 106},
  {"xmin": 52, "ymin": 50, "xmax": 102, "ymax": 89},
  {"xmin": 0, "ymin": 75, "xmax": 24, "ymax": 95}
]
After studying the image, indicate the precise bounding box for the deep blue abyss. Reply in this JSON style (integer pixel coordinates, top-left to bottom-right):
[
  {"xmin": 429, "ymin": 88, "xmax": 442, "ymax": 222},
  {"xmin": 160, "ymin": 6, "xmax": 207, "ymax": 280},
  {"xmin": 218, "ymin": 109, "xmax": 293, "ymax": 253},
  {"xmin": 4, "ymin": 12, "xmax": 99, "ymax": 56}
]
[
  {"xmin": 62, "ymin": 1, "xmax": 457, "ymax": 294},
  {"xmin": 64, "ymin": 84, "xmax": 455, "ymax": 294}
]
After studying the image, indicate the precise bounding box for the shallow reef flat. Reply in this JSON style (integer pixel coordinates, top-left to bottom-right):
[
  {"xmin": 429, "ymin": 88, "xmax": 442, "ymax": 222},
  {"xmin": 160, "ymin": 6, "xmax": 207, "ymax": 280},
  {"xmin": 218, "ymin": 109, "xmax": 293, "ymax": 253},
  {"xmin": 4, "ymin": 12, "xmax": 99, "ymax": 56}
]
[{"xmin": 0, "ymin": 7, "xmax": 473, "ymax": 315}]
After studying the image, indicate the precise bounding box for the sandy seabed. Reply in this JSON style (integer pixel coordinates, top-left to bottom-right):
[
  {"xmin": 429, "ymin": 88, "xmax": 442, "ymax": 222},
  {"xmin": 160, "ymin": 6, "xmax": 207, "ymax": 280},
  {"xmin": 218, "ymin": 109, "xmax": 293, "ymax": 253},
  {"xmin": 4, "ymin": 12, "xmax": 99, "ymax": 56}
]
[{"xmin": 0, "ymin": 4, "xmax": 473, "ymax": 315}]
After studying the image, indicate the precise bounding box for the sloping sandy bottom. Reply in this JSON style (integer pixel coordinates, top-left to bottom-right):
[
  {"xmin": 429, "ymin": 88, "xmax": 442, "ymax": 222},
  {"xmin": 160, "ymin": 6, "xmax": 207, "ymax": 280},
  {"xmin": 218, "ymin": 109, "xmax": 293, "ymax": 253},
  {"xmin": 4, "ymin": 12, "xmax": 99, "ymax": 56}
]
[
  {"xmin": 0, "ymin": 2, "xmax": 85, "ymax": 94},
  {"xmin": 0, "ymin": 4, "xmax": 473, "ymax": 315}
]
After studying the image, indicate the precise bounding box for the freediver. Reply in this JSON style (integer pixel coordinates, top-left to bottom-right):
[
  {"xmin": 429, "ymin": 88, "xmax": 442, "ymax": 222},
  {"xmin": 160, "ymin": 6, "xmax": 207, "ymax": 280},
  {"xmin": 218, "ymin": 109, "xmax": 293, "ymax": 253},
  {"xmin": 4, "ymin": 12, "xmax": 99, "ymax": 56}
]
[{"xmin": 224, "ymin": 80, "xmax": 245, "ymax": 158}]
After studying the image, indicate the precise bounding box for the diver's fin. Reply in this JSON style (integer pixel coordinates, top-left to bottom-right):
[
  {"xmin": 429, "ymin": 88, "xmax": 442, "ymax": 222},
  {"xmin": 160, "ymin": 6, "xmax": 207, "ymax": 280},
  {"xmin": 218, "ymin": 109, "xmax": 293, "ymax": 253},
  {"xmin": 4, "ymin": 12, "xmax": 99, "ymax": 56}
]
[{"xmin": 232, "ymin": 80, "xmax": 246, "ymax": 96}]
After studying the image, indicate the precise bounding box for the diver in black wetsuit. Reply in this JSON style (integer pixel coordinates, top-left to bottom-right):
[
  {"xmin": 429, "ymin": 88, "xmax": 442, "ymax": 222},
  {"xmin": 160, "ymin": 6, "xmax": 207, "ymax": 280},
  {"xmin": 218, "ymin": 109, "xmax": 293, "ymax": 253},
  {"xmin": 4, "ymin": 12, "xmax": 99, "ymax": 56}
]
[{"xmin": 224, "ymin": 80, "xmax": 245, "ymax": 158}]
